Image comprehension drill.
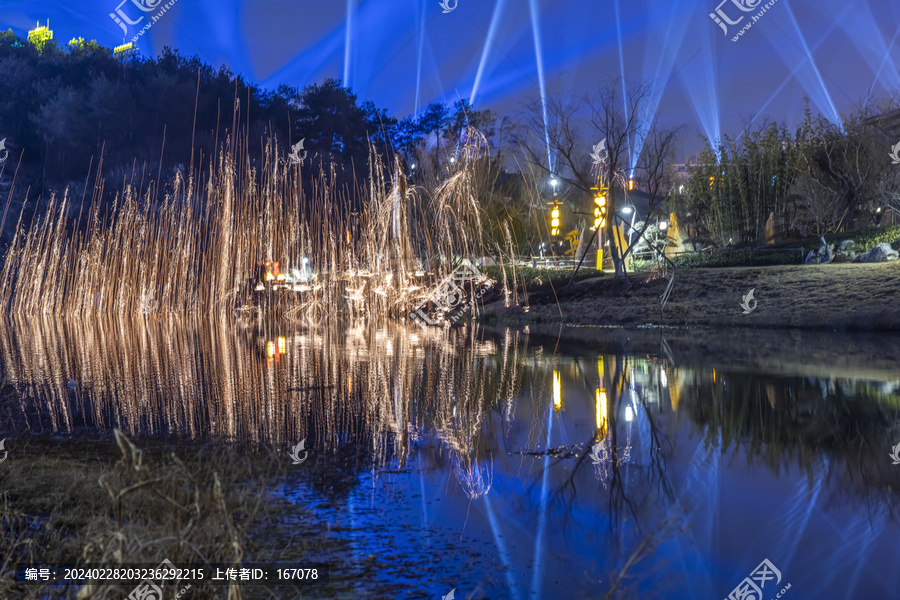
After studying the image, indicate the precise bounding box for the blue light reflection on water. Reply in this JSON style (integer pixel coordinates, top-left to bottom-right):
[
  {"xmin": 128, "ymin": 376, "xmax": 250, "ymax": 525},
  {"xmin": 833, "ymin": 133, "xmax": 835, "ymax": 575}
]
[{"xmin": 2, "ymin": 320, "xmax": 900, "ymax": 598}]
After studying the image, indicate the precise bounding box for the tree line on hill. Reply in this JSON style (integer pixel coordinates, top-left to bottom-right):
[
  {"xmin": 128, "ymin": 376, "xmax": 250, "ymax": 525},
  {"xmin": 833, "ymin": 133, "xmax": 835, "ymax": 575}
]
[{"xmin": 1, "ymin": 29, "xmax": 896, "ymax": 262}]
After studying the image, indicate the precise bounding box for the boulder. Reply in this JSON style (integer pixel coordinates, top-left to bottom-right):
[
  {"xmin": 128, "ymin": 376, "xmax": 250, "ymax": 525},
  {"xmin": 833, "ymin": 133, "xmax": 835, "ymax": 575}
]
[
  {"xmin": 805, "ymin": 237, "xmax": 834, "ymax": 264},
  {"xmin": 854, "ymin": 243, "xmax": 899, "ymax": 263},
  {"xmin": 836, "ymin": 239, "xmax": 857, "ymax": 253}
]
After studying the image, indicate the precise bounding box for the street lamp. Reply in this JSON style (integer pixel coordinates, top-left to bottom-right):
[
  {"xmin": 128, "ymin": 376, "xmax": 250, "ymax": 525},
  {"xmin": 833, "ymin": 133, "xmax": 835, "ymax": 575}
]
[
  {"xmin": 550, "ymin": 177, "xmax": 559, "ymax": 189},
  {"xmin": 621, "ymin": 206, "xmax": 633, "ymax": 215},
  {"xmin": 659, "ymin": 221, "xmax": 668, "ymax": 231}
]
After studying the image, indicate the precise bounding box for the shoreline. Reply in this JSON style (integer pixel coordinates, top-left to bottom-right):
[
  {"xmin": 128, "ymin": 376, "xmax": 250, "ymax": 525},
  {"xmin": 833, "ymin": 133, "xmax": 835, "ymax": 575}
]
[{"xmin": 480, "ymin": 262, "xmax": 900, "ymax": 331}]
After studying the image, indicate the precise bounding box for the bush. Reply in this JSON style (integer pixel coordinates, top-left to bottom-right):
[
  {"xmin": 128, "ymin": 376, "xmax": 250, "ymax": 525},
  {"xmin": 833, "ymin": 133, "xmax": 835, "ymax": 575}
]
[
  {"xmin": 787, "ymin": 224, "xmax": 900, "ymax": 254},
  {"xmin": 669, "ymin": 249, "xmax": 804, "ymax": 269}
]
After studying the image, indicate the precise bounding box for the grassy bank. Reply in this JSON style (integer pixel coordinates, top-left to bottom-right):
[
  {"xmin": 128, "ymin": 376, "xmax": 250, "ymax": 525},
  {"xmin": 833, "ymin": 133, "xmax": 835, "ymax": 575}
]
[
  {"xmin": 0, "ymin": 430, "xmax": 368, "ymax": 600},
  {"xmin": 480, "ymin": 261, "xmax": 900, "ymax": 330}
]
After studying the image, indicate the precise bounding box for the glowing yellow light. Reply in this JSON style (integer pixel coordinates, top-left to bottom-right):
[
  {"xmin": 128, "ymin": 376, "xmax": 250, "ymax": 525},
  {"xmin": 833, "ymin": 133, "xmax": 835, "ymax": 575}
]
[
  {"xmin": 113, "ymin": 42, "xmax": 135, "ymax": 57},
  {"xmin": 276, "ymin": 273, "xmax": 286, "ymax": 281},
  {"xmin": 265, "ymin": 272, "xmax": 275, "ymax": 281},
  {"xmin": 27, "ymin": 21, "xmax": 53, "ymax": 51},
  {"xmin": 594, "ymin": 195, "xmax": 607, "ymax": 230},
  {"xmin": 552, "ymin": 370, "xmax": 561, "ymax": 410},
  {"xmin": 596, "ymin": 388, "xmax": 608, "ymax": 431},
  {"xmin": 628, "ymin": 179, "xmax": 634, "ymax": 190},
  {"xmin": 278, "ymin": 337, "xmax": 286, "ymax": 354},
  {"xmin": 551, "ymin": 218, "xmax": 560, "ymax": 227},
  {"xmin": 266, "ymin": 342, "xmax": 275, "ymax": 357}
]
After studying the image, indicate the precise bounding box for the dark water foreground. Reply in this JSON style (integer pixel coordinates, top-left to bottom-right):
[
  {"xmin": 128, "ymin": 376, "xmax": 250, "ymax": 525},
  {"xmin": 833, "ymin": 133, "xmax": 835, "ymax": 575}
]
[{"xmin": 1, "ymin": 317, "xmax": 899, "ymax": 599}]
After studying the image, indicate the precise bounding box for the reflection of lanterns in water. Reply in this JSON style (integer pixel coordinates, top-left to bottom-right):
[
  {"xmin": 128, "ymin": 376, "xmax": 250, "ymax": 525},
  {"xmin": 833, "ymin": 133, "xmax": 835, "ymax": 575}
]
[
  {"xmin": 596, "ymin": 388, "xmax": 608, "ymax": 432},
  {"xmin": 552, "ymin": 370, "xmax": 561, "ymax": 411},
  {"xmin": 660, "ymin": 367, "xmax": 668, "ymax": 388},
  {"xmin": 625, "ymin": 405, "xmax": 634, "ymax": 422},
  {"xmin": 266, "ymin": 337, "xmax": 287, "ymax": 366}
]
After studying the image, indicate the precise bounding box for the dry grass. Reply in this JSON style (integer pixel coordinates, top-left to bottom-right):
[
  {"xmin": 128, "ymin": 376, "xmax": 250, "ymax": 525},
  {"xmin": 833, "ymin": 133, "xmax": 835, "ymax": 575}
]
[
  {"xmin": 0, "ymin": 125, "xmax": 494, "ymax": 325},
  {"xmin": 483, "ymin": 261, "xmax": 900, "ymax": 330},
  {"xmin": 0, "ymin": 430, "xmax": 305, "ymax": 600}
]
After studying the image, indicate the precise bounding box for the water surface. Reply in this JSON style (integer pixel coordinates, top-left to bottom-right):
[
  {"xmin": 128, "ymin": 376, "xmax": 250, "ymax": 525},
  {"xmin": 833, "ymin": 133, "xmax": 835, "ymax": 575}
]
[{"xmin": 1, "ymin": 318, "xmax": 899, "ymax": 599}]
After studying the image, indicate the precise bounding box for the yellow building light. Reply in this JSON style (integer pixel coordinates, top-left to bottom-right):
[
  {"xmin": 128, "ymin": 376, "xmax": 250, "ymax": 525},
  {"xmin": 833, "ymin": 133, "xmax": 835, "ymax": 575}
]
[
  {"xmin": 113, "ymin": 42, "xmax": 136, "ymax": 58},
  {"xmin": 27, "ymin": 20, "xmax": 53, "ymax": 51}
]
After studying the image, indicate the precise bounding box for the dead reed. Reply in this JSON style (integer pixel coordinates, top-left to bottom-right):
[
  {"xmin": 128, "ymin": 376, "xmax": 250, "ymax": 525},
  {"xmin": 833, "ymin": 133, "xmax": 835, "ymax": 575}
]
[{"xmin": 0, "ymin": 124, "xmax": 492, "ymax": 324}]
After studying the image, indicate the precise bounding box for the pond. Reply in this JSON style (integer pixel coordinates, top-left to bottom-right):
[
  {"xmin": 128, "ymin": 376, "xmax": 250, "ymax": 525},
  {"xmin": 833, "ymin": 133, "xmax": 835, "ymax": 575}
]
[{"xmin": 1, "ymin": 318, "xmax": 899, "ymax": 599}]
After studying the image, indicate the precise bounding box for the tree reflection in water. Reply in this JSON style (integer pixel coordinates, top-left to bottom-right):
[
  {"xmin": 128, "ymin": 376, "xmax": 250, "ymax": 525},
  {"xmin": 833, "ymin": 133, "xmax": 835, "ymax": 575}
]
[{"xmin": 2, "ymin": 318, "xmax": 900, "ymax": 598}]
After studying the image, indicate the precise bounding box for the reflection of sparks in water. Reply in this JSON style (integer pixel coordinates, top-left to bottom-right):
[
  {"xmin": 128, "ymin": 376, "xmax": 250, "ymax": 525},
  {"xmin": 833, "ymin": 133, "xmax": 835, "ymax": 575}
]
[{"xmin": 0, "ymin": 316, "xmax": 527, "ymax": 488}]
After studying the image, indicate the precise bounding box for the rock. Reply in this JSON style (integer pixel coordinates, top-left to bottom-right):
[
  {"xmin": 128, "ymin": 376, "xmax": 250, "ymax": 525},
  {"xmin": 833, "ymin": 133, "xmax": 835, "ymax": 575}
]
[
  {"xmin": 854, "ymin": 243, "xmax": 899, "ymax": 263},
  {"xmin": 836, "ymin": 239, "xmax": 857, "ymax": 253},
  {"xmin": 805, "ymin": 237, "xmax": 834, "ymax": 264},
  {"xmin": 832, "ymin": 253, "xmax": 850, "ymax": 263}
]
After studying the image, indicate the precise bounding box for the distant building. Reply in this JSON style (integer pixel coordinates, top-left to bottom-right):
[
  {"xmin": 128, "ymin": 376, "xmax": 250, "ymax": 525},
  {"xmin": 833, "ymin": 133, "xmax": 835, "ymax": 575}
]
[
  {"xmin": 27, "ymin": 20, "xmax": 52, "ymax": 51},
  {"xmin": 114, "ymin": 42, "xmax": 137, "ymax": 59},
  {"xmin": 672, "ymin": 154, "xmax": 707, "ymax": 182}
]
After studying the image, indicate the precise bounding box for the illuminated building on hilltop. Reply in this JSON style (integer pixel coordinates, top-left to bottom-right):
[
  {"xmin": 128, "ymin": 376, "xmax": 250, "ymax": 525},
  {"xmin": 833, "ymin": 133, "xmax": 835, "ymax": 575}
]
[
  {"xmin": 27, "ymin": 20, "xmax": 53, "ymax": 51},
  {"xmin": 114, "ymin": 42, "xmax": 136, "ymax": 59}
]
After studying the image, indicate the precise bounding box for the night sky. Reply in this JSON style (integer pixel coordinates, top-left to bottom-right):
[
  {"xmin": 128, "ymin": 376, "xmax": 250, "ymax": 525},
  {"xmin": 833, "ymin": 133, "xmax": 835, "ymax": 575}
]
[{"xmin": 2, "ymin": 0, "xmax": 899, "ymax": 159}]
